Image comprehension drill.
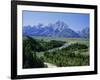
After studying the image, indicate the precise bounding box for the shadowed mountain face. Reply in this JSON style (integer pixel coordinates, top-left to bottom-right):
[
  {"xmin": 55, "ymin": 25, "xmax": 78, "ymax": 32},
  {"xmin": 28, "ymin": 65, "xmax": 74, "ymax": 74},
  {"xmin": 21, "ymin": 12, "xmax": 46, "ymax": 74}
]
[
  {"xmin": 78, "ymin": 27, "xmax": 89, "ymax": 38},
  {"xmin": 23, "ymin": 21, "xmax": 89, "ymax": 38}
]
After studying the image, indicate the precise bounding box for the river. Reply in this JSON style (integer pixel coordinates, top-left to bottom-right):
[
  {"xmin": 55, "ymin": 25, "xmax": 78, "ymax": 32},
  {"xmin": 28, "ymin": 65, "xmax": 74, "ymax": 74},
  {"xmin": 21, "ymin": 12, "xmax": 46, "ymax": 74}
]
[
  {"xmin": 36, "ymin": 43, "xmax": 70, "ymax": 68},
  {"xmin": 48, "ymin": 43, "xmax": 69, "ymax": 52}
]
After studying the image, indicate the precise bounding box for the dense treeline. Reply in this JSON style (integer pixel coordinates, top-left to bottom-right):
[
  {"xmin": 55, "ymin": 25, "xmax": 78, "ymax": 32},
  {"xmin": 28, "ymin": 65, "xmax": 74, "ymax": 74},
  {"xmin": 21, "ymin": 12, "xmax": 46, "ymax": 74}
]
[
  {"xmin": 23, "ymin": 36, "xmax": 45, "ymax": 68},
  {"xmin": 23, "ymin": 36, "xmax": 65, "ymax": 68},
  {"xmin": 43, "ymin": 43, "xmax": 89, "ymax": 67},
  {"xmin": 39, "ymin": 39, "xmax": 65, "ymax": 51},
  {"xmin": 23, "ymin": 36, "xmax": 65, "ymax": 52}
]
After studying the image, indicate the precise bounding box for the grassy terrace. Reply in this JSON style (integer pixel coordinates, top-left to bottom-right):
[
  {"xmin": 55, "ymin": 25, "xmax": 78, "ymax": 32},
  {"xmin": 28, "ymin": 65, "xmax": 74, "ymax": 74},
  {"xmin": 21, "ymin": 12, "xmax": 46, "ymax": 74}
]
[{"xmin": 32, "ymin": 36, "xmax": 89, "ymax": 46}]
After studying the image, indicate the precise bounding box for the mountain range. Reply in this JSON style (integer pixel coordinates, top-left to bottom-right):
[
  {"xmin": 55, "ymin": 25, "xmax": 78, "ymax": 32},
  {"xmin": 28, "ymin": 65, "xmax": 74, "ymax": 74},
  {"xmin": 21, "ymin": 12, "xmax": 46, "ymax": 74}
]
[{"xmin": 23, "ymin": 21, "xmax": 89, "ymax": 38}]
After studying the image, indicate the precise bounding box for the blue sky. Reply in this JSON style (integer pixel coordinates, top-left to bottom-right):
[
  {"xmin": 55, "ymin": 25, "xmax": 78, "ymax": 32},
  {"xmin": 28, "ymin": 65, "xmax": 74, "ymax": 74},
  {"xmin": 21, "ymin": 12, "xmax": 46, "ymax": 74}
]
[{"xmin": 22, "ymin": 10, "xmax": 90, "ymax": 31}]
